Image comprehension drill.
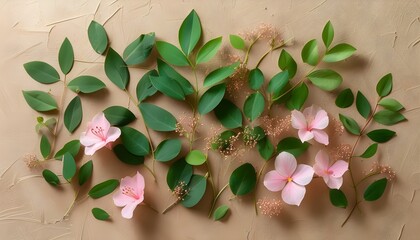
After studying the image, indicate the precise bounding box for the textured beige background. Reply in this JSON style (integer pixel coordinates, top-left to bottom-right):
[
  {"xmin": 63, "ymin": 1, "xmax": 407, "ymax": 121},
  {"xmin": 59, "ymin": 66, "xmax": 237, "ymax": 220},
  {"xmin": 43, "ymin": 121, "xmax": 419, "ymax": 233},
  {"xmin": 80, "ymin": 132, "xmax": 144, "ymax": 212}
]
[{"xmin": 1, "ymin": 0, "xmax": 420, "ymax": 239}]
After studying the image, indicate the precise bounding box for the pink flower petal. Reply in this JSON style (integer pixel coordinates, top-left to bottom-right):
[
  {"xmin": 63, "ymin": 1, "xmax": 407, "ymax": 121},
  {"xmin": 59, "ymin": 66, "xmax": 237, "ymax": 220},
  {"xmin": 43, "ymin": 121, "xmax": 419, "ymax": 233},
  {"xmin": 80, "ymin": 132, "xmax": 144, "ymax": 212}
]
[
  {"xmin": 80, "ymin": 132, "xmax": 101, "ymax": 146},
  {"xmin": 113, "ymin": 191, "xmax": 133, "ymax": 207},
  {"xmin": 292, "ymin": 164, "xmax": 314, "ymax": 186},
  {"xmin": 275, "ymin": 152, "xmax": 297, "ymax": 177},
  {"xmin": 329, "ymin": 160, "xmax": 349, "ymax": 178},
  {"xmin": 84, "ymin": 141, "xmax": 107, "ymax": 155},
  {"xmin": 121, "ymin": 201, "xmax": 140, "ymax": 219},
  {"xmin": 121, "ymin": 175, "xmax": 139, "ymax": 192},
  {"xmin": 291, "ymin": 110, "xmax": 307, "ymax": 129},
  {"xmin": 326, "ymin": 176, "xmax": 343, "ymax": 189},
  {"xmin": 281, "ymin": 182, "xmax": 306, "ymax": 206},
  {"xmin": 134, "ymin": 171, "xmax": 145, "ymax": 193},
  {"xmin": 312, "ymin": 129, "xmax": 329, "ymax": 145},
  {"xmin": 298, "ymin": 129, "xmax": 314, "ymax": 142},
  {"xmin": 105, "ymin": 127, "xmax": 121, "ymax": 143},
  {"xmin": 92, "ymin": 112, "xmax": 111, "ymax": 135},
  {"xmin": 313, "ymin": 150, "xmax": 330, "ymax": 176},
  {"xmin": 310, "ymin": 109, "xmax": 329, "ymax": 129},
  {"xmin": 263, "ymin": 170, "xmax": 287, "ymax": 192},
  {"xmin": 303, "ymin": 105, "xmax": 318, "ymax": 119}
]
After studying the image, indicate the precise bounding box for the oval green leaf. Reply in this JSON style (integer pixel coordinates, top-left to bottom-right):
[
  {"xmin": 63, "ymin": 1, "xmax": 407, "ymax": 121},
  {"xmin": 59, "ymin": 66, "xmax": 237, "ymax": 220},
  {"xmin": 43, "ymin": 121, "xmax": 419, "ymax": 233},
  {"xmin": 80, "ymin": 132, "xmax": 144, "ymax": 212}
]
[
  {"xmin": 23, "ymin": 61, "xmax": 60, "ymax": 84},
  {"xmin": 67, "ymin": 76, "xmax": 106, "ymax": 94},
  {"xmin": 301, "ymin": 39, "xmax": 319, "ymax": 66},
  {"xmin": 356, "ymin": 91, "xmax": 371, "ymax": 119},
  {"xmin": 196, "ymin": 37, "xmax": 222, "ymax": 64},
  {"xmin": 113, "ymin": 144, "xmax": 144, "ymax": 165},
  {"xmin": 329, "ymin": 189, "xmax": 347, "ymax": 208},
  {"xmin": 179, "ymin": 10, "xmax": 202, "ymax": 56},
  {"xmin": 156, "ymin": 41, "xmax": 189, "ymax": 67},
  {"xmin": 198, "ymin": 83, "xmax": 226, "ymax": 115},
  {"xmin": 186, "ymin": 150, "xmax": 206, "ymax": 166},
  {"xmin": 105, "ymin": 48, "xmax": 129, "ymax": 90},
  {"xmin": 88, "ymin": 20, "xmax": 108, "ymax": 54},
  {"xmin": 278, "ymin": 49, "xmax": 297, "ymax": 78},
  {"xmin": 139, "ymin": 103, "xmax": 177, "ymax": 132},
  {"xmin": 257, "ymin": 137, "xmax": 274, "ymax": 161},
  {"xmin": 155, "ymin": 139, "xmax": 182, "ymax": 162},
  {"xmin": 322, "ymin": 21, "xmax": 334, "ymax": 48},
  {"xmin": 268, "ymin": 71, "xmax": 289, "ymax": 96},
  {"xmin": 92, "ymin": 208, "xmax": 110, "ymax": 221},
  {"xmin": 335, "ymin": 88, "xmax": 354, "ymax": 108},
  {"xmin": 22, "ymin": 90, "xmax": 58, "ymax": 112},
  {"xmin": 214, "ymin": 98, "xmax": 243, "ymax": 129},
  {"xmin": 339, "ymin": 113, "xmax": 360, "ymax": 135},
  {"xmin": 364, "ymin": 178, "xmax": 387, "ymax": 201},
  {"xmin": 167, "ymin": 159, "xmax": 193, "ymax": 190},
  {"xmin": 213, "ymin": 205, "xmax": 230, "ymax": 221},
  {"xmin": 54, "ymin": 139, "xmax": 80, "ymax": 160},
  {"xmin": 78, "ymin": 160, "xmax": 93, "ymax": 186},
  {"xmin": 58, "ymin": 38, "xmax": 74, "ymax": 74},
  {"xmin": 378, "ymin": 98, "xmax": 404, "ymax": 112},
  {"xmin": 286, "ymin": 82, "xmax": 308, "ymax": 110},
  {"xmin": 103, "ymin": 106, "xmax": 136, "ymax": 127},
  {"xmin": 123, "ymin": 32, "xmax": 155, "ymax": 65},
  {"xmin": 181, "ymin": 174, "xmax": 207, "ymax": 208},
  {"xmin": 243, "ymin": 92, "xmax": 265, "ymax": 121},
  {"xmin": 120, "ymin": 126, "xmax": 150, "ymax": 156},
  {"xmin": 373, "ymin": 110, "xmax": 406, "ymax": 126},
  {"xmin": 307, "ymin": 69, "xmax": 343, "ymax": 91},
  {"xmin": 376, "ymin": 73, "xmax": 393, "ymax": 97},
  {"xmin": 229, "ymin": 163, "xmax": 257, "ymax": 196},
  {"xmin": 366, "ymin": 129, "xmax": 396, "ymax": 143},
  {"xmin": 323, "ymin": 43, "xmax": 356, "ymax": 62},
  {"xmin": 358, "ymin": 143, "xmax": 378, "ymax": 158},
  {"xmin": 42, "ymin": 169, "xmax": 60, "ymax": 186},
  {"xmin": 88, "ymin": 179, "xmax": 119, "ymax": 199},
  {"xmin": 62, "ymin": 152, "xmax": 76, "ymax": 182},
  {"xmin": 229, "ymin": 34, "xmax": 245, "ymax": 50},
  {"xmin": 203, "ymin": 62, "xmax": 239, "ymax": 88},
  {"xmin": 150, "ymin": 75, "xmax": 185, "ymax": 100},
  {"xmin": 136, "ymin": 70, "xmax": 158, "ymax": 102},
  {"xmin": 157, "ymin": 59, "xmax": 194, "ymax": 95},
  {"xmin": 277, "ymin": 137, "xmax": 309, "ymax": 157},
  {"xmin": 64, "ymin": 96, "xmax": 82, "ymax": 133},
  {"xmin": 40, "ymin": 135, "xmax": 51, "ymax": 159},
  {"xmin": 248, "ymin": 68, "xmax": 264, "ymax": 90}
]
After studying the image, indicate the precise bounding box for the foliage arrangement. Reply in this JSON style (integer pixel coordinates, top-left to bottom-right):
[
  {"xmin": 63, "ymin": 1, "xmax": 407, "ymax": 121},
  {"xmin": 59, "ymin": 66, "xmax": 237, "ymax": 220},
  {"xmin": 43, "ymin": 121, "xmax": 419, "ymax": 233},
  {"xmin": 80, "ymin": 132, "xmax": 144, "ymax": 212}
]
[{"xmin": 21, "ymin": 10, "xmax": 406, "ymax": 226}]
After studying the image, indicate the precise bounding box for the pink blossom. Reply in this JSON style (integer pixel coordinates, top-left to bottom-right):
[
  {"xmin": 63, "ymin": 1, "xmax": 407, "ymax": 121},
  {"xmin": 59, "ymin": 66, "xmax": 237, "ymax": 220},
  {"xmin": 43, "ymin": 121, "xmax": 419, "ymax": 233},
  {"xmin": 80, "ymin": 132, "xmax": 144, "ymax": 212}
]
[
  {"xmin": 291, "ymin": 105, "xmax": 329, "ymax": 145},
  {"xmin": 80, "ymin": 112, "xmax": 121, "ymax": 155},
  {"xmin": 113, "ymin": 171, "xmax": 145, "ymax": 219},
  {"xmin": 313, "ymin": 150, "xmax": 348, "ymax": 189},
  {"xmin": 263, "ymin": 152, "xmax": 314, "ymax": 206}
]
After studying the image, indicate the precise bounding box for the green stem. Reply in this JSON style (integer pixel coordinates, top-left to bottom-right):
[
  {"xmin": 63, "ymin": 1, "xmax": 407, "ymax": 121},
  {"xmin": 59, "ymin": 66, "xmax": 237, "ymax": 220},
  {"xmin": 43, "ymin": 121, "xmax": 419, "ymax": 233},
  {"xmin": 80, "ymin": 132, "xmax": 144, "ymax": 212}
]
[
  {"xmin": 355, "ymin": 172, "xmax": 380, "ymax": 187},
  {"xmin": 341, "ymin": 201, "xmax": 360, "ymax": 227},
  {"xmin": 206, "ymin": 159, "xmax": 216, "ymax": 199},
  {"xmin": 63, "ymin": 188, "xmax": 79, "ymax": 219},
  {"xmin": 49, "ymin": 75, "xmax": 67, "ymax": 157},
  {"xmin": 243, "ymin": 36, "xmax": 260, "ymax": 66},
  {"xmin": 255, "ymin": 37, "xmax": 294, "ymax": 68},
  {"xmin": 208, "ymin": 183, "xmax": 229, "ymax": 218}
]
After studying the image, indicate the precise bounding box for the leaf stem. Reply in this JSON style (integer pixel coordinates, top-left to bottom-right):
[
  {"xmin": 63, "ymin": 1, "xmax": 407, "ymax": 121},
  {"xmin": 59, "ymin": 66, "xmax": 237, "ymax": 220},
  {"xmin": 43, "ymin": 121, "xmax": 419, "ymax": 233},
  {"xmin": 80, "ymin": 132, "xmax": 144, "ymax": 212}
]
[
  {"xmin": 208, "ymin": 183, "xmax": 229, "ymax": 218},
  {"xmin": 49, "ymin": 75, "xmax": 67, "ymax": 157},
  {"xmin": 162, "ymin": 200, "xmax": 179, "ymax": 214},
  {"xmin": 243, "ymin": 36, "xmax": 260, "ymax": 66},
  {"xmin": 341, "ymin": 201, "xmax": 360, "ymax": 227},
  {"xmin": 205, "ymin": 158, "xmax": 216, "ymax": 199},
  {"xmin": 255, "ymin": 37, "xmax": 294, "ymax": 68},
  {"xmin": 62, "ymin": 188, "xmax": 80, "ymax": 219}
]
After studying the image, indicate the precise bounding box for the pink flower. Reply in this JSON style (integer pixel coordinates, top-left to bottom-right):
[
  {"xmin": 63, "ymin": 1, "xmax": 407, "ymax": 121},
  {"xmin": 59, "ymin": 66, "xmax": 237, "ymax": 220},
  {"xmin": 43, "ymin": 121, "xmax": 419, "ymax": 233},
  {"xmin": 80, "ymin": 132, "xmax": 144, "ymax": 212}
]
[
  {"xmin": 263, "ymin": 152, "xmax": 314, "ymax": 206},
  {"xmin": 113, "ymin": 171, "xmax": 145, "ymax": 219},
  {"xmin": 291, "ymin": 105, "xmax": 329, "ymax": 145},
  {"xmin": 80, "ymin": 112, "xmax": 121, "ymax": 155},
  {"xmin": 313, "ymin": 150, "xmax": 348, "ymax": 189}
]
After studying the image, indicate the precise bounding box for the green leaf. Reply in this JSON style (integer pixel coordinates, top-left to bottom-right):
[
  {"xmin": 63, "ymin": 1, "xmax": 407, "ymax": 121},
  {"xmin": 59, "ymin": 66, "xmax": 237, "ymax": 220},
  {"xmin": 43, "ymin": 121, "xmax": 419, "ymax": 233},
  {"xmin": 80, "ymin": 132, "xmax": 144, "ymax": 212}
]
[
  {"xmin": 89, "ymin": 179, "xmax": 119, "ymax": 199},
  {"xmin": 301, "ymin": 39, "xmax": 319, "ymax": 66},
  {"xmin": 322, "ymin": 21, "xmax": 334, "ymax": 48},
  {"xmin": 335, "ymin": 88, "xmax": 354, "ymax": 108},
  {"xmin": 40, "ymin": 135, "xmax": 51, "ymax": 159},
  {"xmin": 196, "ymin": 37, "xmax": 222, "ymax": 64},
  {"xmin": 358, "ymin": 143, "xmax": 378, "ymax": 158},
  {"xmin": 54, "ymin": 140, "xmax": 80, "ymax": 160},
  {"xmin": 378, "ymin": 98, "xmax": 404, "ymax": 111},
  {"xmin": 364, "ymin": 178, "xmax": 387, "ymax": 201},
  {"xmin": 23, "ymin": 61, "xmax": 60, "ymax": 84},
  {"xmin": 113, "ymin": 144, "xmax": 144, "ymax": 165},
  {"xmin": 211, "ymin": 130, "xmax": 235, "ymax": 150},
  {"xmin": 167, "ymin": 159, "xmax": 193, "ymax": 190},
  {"xmin": 268, "ymin": 71, "xmax": 289, "ymax": 96},
  {"xmin": 278, "ymin": 49, "xmax": 297, "ymax": 78},
  {"xmin": 88, "ymin": 20, "xmax": 108, "ymax": 54},
  {"xmin": 198, "ymin": 83, "xmax": 226, "ymax": 115},
  {"xmin": 329, "ymin": 189, "xmax": 347, "ymax": 208},
  {"xmin": 156, "ymin": 41, "xmax": 189, "ymax": 67},
  {"xmin": 307, "ymin": 69, "xmax": 343, "ymax": 91},
  {"xmin": 120, "ymin": 126, "xmax": 150, "ymax": 156},
  {"xmin": 155, "ymin": 139, "xmax": 182, "ymax": 162},
  {"xmin": 67, "ymin": 76, "xmax": 106, "ymax": 94},
  {"xmin": 186, "ymin": 150, "xmax": 206, "ymax": 166},
  {"xmin": 373, "ymin": 110, "xmax": 406, "ymax": 126},
  {"xmin": 229, "ymin": 163, "xmax": 256, "ymax": 196},
  {"xmin": 366, "ymin": 129, "xmax": 396, "ymax": 143},
  {"xmin": 214, "ymin": 99, "xmax": 243, "ymax": 129},
  {"xmin": 356, "ymin": 91, "xmax": 371, "ymax": 119},
  {"xmin": 42, "ymin": 169, "xmax": 60, "ymax": 186},
  {"xmin": 150, "ymin": 75, "xmax": 185, "ymax": 100},
  {"xmin": 136, "ymin": 70, "xmax": 158, "ymax": 102},
  {"xmin": 103, "ymin": 106, "xmax": 136, "ymax": 127},
  {"xmin": 64, "ymin": 96, "xmax": 82, "ymax": 133},
  {"xmin": 247, "ymin": 126, "xmax": 265, "ymax": 142},
  {"xmin": 139, "ymin": 103, "xmax": 177, "ymax": 132},
  {"xmin": 323, "ymin": 43, "xmax": 356, "ymax": 62},
  {"xmin": 62, "ymin": 152, "xmax": 77, "ymax": 182},
  {"xmin": 257, "ymin": 137, "xmax": 274, "ymax": 161},
  {"xmin": 229, "ymin": 34, "xmax": 245, "ymax": 50},
  {"xmin": 339, "ymin": 114, "xmax": 361, "ymax": 135},
  {"xmin": 243, "ymin": 92, "xmax": 265, "ymax": 121},
  {"xmin": 92, "ymin": 208, "xmax": 110, "ymax": 221},
  {"xmin": 179, "ymin": 10, "xmax": 202, "ymax": 56},
  {"xmin": 248, "ymin": 68, "xmax": 264, "ymax": 90},
  {"xmin": 376, "ymin": 73, "xmax": 393, "ymax": 97},
  {"xmin": 78, "ymin": 160, "xmax": 93, "ymax": 186},
  {"xmin": 286, "ymin": 82, "xmax": 308, "ymax": 110},
  {"xmin": 203, "ymin": 62, "xmax": 239, "ymax": 88},
  {"xmin": 22, "ymin": 90, "xmax": 58, "ymax": 112},
  {"xmin": 58, "ymin": 38, "xmax": 74, "ymax": 74},
  {"xmin": 213, "ymin": 205, "xmax": 229, "ymax": 221},
  {"xmin": 105, "ymin": 48, "xmax": 129, "ymax": 90},
  {"xmin": 123, "ymin": 32, "xmax": 155, "ymax": 65},
  {"xmin": 181, "ymin": 174, "xmax": 207, "ymax": 208},
  {"xmin": 157, "ymin": 59, "xmax": 194, "ymax": 95},
  {"xmin": 277, "ymin": 137, "xmax": 310, "ymax": 157}
]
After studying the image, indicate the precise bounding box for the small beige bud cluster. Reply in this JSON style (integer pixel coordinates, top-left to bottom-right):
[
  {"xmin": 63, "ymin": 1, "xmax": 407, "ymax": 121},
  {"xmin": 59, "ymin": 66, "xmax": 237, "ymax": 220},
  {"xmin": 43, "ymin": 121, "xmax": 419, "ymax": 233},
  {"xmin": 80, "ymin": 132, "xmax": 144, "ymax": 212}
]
[{"xmin": 172, "ymin": 181, "xmax": 190, "ymax": 201}]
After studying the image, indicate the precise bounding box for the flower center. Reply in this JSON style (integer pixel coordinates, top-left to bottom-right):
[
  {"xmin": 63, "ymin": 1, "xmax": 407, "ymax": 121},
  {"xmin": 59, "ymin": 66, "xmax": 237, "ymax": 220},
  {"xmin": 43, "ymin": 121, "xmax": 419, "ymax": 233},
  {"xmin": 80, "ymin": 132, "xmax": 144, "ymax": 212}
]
[
  {"xmin": 324, "ymin": 169, "xmax": 333, "ymax": 175},
  {"xmin": 91, "ymin": 126, "xmax": 107, "ymax": 140},
  {"xmin": 287, "ymin": 177, "xmax": 293, "ymax": 182},
  {"xmin": 121, "ymin": 186, "xmax": 139, "ymax": 199}
]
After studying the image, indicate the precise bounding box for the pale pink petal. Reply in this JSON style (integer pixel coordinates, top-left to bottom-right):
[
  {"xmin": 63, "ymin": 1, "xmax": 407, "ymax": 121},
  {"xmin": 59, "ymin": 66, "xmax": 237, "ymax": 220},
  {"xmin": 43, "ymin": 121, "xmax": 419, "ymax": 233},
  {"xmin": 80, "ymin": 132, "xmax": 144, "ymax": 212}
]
[
  {"xmin": 80, "ymin": 132, "xmax": 101, "ymax": 146},
  {"xmin": 310, "ymin": 109, "xmax": 329, "ymax": 129},
  {"xmin": 292, "ymin": 164, "xmax": 314, "ymax": 186},
  {"xmin": 121, "ymin": 175, "xmax": 138, "ymax": 191},
  {"xmin": 326, "ymin": 176, "xmax": 343, "ymax": 189},
  {"xmin": 121, "ymin": 201, "xmax": 140, "ymax": 219},
  {"xmin": 329, "ymin": 160, "xmax": 349, "ymax": 178},
  {"xmin": 263, "ymin": 170, "xmax": 287, "ymax": 192},
  {"xmin": 303, "ymin": 105, "xmax": 318, "ymax": 119},
  {"xmin": 105, "ymin": 127, "xmax": 121, "ymax": 143},
  {"xmin": 275, "ymin": 152, "xmax": 297, "ymax": 177},
  {"xmin": 281, "ymin": 182, "xmax": 306, "ymax": 206},
  {"xmin": 312, "ymin": 129, "xmax": 329, "ymax": 145},
  {"xmin": 298, "ymin": 129, "xmax": 314, "ymax": 142},
  {"xmin": 92, "ymin": 112, "xmax": 111, "ymax": 135},
  {"xmin": 84, "ymin": 141, "xmax": 107, "ymax": 155},
  {"xmin": 314, "ymin": 150, "xmax": 330, "ymax": 176},
  {"xmin": 291, "ymin": 110, "xmax": 307, "ymax": 129},
  {"xmin": 134, "ymin": 172, "xmax": 145, "ymax": 193},
  {"xmin": 113, "ymin": 191, "xmax": 134, "ymax": 207}
]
